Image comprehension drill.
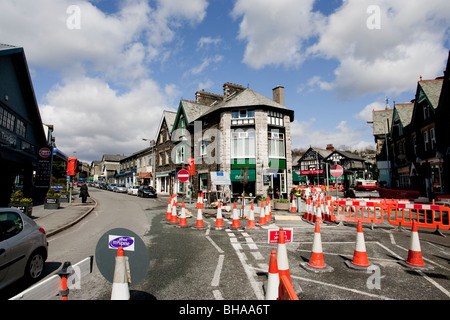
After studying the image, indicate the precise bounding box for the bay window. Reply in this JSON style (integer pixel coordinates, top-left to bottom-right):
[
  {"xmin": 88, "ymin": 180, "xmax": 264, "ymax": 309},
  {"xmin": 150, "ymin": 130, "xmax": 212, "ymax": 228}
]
[{"xmin": 231, "ymin": 128, "xmax": 255, "ymax": 158}]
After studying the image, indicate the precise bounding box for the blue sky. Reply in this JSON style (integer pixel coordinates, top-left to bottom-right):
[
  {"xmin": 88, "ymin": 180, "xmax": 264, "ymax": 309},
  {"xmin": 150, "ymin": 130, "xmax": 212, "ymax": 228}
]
[{"xmin": 0, "ymin": 0, "xmax": 449, "ymax": 163}]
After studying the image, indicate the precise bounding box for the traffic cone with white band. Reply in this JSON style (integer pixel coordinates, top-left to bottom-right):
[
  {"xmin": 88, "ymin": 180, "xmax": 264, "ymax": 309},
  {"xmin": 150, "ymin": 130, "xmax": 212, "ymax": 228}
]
[
  {"xmin": 246, "ymin": 202, "xmax": 256, "ymax": 229},
  {"xmin": 214, "ymin": 201, "xmax": 224, "ymax": 230},
  {"xmin": 111, "ymin": 246, "xmax": 131, "ymax": 300},
  {"xmin": 258, "ymin": 201, "xmax": 266, "ymax": 225},
  {"xmin": 178, "ymin": 201, "xmax": 188, "ymax": 228},
  {"xmin": 345, "ymin": 221, "xmax": 370, "ymax": 269},
  {"xmin": 166, "ymin": 195, "xmax": 173, "ymax": 220},
  {"xmin": 300, "ymin": 222, "xmax": 334, "ymax": 273},
  {"xmin": 194, "ymin": 207, "xmax": 206, "ymax": 229},
  {"xmin": 265, "ymin": 250, "xmax": 279, "ymax": 300},
  {"xmin": 277, "ymin": 228, "xmax": 291, "ymax": 284},
  {"xmin": 169, "ymin": 200, "xmax": 178, "ymax": 224},
  {"xmin": 231, "ymin": 202, "xmax": 241, "ymax": 229},
  {"xmin": 404, "ymin": 220, "xmax": 426, "ymax": 267},
  {"xmin": 290, "ymin": 195, "xmax": 297, "ymax": 212},
  {"xmin": 266, "ymin": 197, "xmax": 273, "ymax": 223}
]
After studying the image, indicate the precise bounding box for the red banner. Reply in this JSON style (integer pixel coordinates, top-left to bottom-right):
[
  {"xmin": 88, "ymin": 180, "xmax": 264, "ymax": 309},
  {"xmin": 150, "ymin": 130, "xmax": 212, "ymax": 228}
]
[{"xmin": 188, "ymin": 158, "xmax": 195, "ymax": 175}]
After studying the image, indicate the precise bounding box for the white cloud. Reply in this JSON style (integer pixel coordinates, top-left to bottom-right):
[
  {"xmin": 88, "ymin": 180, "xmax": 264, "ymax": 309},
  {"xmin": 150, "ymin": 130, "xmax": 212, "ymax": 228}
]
[
  {"xmin": 40, "ymin": 76, "xmax": 178, "ymax": 161},
  {"xmin": 291, "ymin": 119, "xmax": 374, "ymax": 151},
  {"xmin": 309, "ymin": 0, "xmax": 450, "ymax": 99},
  {"xmin": 232, "ymin": 0, "xmax": 324, "ymax": 69},
  {"xmin": 0, "ymin": 0, "xmax": 207, "ymax": 161},
  {"xmin": 187, "ymin": 55, "xmax": 224, "ymax": 75},
  {"xmin": 197, "ymin": 36, "xmax": 222, "ymax": 49},
  {"xmin": 356, "ymin": 101, "xmax": 388, "ymax": 122},
  {"xmin": 0, "ymin": 0, "xmax": 208, "ymax": 84}
]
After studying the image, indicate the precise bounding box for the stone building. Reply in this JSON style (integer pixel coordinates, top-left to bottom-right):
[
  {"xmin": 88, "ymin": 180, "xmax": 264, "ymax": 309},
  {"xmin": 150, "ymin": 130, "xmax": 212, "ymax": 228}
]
[{"xmin": 170, "ymin": 83, "xmax": 295, "ymax": 201}]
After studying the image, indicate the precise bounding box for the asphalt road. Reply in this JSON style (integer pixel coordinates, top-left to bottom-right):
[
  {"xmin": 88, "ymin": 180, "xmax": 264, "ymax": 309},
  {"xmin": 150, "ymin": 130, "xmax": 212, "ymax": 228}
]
[{"xmin": 2, "ymin": 187, "xmax": 449, "ymax": 304}]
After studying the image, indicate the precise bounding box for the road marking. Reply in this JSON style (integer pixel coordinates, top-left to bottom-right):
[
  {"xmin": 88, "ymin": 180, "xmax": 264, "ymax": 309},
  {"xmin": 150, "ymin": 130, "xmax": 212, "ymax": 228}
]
[
  {"xmin": 211, "ymin": 255, "xmax": 225, "ymax": 287},
  {"xmin": 234, "ymin": 249, "xmax": 265, "ymax": 300},
  {"xmin": 212, "ymin": 289, "xmax": 224, "ymax": 300}
]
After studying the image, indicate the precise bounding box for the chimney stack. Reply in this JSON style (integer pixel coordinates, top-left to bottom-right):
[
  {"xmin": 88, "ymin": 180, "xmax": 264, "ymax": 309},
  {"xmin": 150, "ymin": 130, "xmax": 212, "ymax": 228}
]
[
  {"xmin": 273, "ymin": 86, "xmax": 285, "ymax": 106},
  {"xmin": 326, "ymin": 144, "xmax": 335, "ymax": 152}
]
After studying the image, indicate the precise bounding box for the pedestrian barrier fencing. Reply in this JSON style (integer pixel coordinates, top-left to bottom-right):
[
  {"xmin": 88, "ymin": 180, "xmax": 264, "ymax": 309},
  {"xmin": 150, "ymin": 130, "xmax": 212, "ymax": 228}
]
[
  {"xmin": 9, "ymin": 256, "xmax": 93, "ymax": 300},
  {"xmin": 387, "ymin": 202, "xmax": 450, "ymax": 231},
  {"xmin": 330, "ymin": 200, "xmax": 385, "ymax": 225}
]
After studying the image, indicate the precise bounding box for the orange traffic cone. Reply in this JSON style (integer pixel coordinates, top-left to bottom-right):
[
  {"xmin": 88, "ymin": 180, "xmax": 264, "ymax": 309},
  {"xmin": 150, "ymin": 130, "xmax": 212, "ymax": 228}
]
[
  {"xmin": 266, "ymin": 197, "xmax": 273, "ymax": 223},
  {"xmin": 194, "ymin": 207, "xmax": 206, "ymax": 229},
  {"xmin": 231, "ymin": 202, "xmax": 241, "ymax": 229},
  {"xmin": 169, "ymin": 200, "xmax": 178, "ymax": 224},
  {"xmin": 178, "ymin": 201, "xmax": 188, "ymax": 228},
  {"xmin": 304, "ymin": 197, "xmax": 311, "ymax": 221},
  {"xmin": 111, "ymin": 246, "xmax": 131, "ymax": 300},
  {"xmin": 399, "ymin": 220, "xmax": 431, "ymax": 269},
  {"xmin": 214, "ymin": 201, "xmax": 225, "ymax": 230},
  {"xmin": 345, "ymin": 221, "xmax": 370, "ymax": 269},
  {"xmin": 246, "ymin": 202, "xmax": 256, "ymax": 229},
  {"xmin": 258, "ymin": 201, "xmax": 266, "ymax": 225},
  {"xmin": 300, "ymin": 222, "xmax": 333, "ymax": 273},
  {"xmin": 290, "ymin": 195, "xmax": 297, "ymax": 212},
  {"xmin": 277, "ymin": 228, "xmax": 291, "ymax": 284},
  {"xmin": 265, "ymin": 250, "xmax": 279, "ymax": 300},
  {"xmin": 165, "ymin": 195, "xmax": 173, "ymax": 220},
  {"xmin": 196, "ymin": 192, "xmax": 201, "ymax": 209}
]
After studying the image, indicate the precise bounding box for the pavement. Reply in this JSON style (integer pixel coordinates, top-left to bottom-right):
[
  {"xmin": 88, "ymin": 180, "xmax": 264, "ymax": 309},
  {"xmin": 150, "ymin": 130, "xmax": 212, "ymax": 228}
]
[{"xmin": 31, "ymin": 190, "xmax": 97, "ymax": 237}]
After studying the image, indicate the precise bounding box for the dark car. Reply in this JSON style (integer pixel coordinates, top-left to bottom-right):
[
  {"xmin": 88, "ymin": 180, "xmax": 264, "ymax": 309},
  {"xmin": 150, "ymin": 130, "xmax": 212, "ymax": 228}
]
[{"xmin": 138, "ymin": 186, "xmax": 157, "ymax": 198}]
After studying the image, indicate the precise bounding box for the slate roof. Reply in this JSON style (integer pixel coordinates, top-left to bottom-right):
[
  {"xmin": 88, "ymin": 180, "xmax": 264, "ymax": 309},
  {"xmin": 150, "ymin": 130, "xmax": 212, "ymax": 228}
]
[
  {"xmin": 418, "ymin": 79, "xmax": 443, "ymax": 109},
  {"xmin": 372, "ymin": 109, "xmax": 393, "ymax": 137},
  {"xmin": 198, "ymin": 88, "xmax": 294, "ymax": 121},
  {"xmin": 393, "ymin": 103, "xmax": 414, "ymax": 127}
]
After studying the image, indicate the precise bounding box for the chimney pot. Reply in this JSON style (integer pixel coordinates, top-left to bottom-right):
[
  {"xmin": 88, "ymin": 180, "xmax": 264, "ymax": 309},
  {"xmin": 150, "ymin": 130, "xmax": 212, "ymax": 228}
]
[{"xmin": 273, "ymin": 86, "xmax": 285, "ymax": 106}]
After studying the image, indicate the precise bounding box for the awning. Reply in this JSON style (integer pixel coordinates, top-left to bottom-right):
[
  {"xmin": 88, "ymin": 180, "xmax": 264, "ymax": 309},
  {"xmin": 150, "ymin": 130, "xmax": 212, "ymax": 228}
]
[
  {"xmin": 138, "ymin": 172, "xmax": 152, "ymax": 179},
  {"xmin": 230, "ymin": 169, "xmax": 256, "ymax": 182}
]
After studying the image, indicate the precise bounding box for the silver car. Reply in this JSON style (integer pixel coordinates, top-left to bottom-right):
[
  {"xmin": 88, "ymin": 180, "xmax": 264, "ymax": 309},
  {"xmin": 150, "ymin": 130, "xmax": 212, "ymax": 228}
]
[
  {"xmin": 0, "ymin": 208, "xmax": 48, "ymax": 290},
  {"xmin": 127, "ymin": 185, "xmax": 139, "ymax": 196},
  {"xmin": 113, "ymin": 184, "xmax": 127, "ymax": 193}
]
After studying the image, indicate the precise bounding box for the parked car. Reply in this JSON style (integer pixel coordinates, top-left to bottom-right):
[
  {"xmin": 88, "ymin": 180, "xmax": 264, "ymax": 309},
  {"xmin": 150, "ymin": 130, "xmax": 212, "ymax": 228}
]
[
  {"xmin": 127, "ymin": 186, "xmax": 139, "ymax": 196},
  {"xmin": 107, "ymin": 183, "xmax": 117, "ymax": 191},
  {"xmin": 113, "ymin": 184, "xmax": 127, "ymax": 193},
  {"xmin": 0, "ymin": 208, "xmax": 48, "ymax": 290},
  {"xmin": 138, "ymin": 186, "xmax": 157, "ymax": 198}
]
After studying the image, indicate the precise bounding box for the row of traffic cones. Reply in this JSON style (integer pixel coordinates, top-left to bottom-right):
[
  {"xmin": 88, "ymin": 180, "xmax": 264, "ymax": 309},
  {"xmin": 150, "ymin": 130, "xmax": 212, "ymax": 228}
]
[
  {"xmin": 300, "ymin": 219, "xmax": 430, "ymax": 273},
  {"xmin": 165, "ymin": 194, "xmax": 274, "ymax": 230},
  {"xmin": 303, "ymin": 193, "xmax": 333, "ymax": 223}
]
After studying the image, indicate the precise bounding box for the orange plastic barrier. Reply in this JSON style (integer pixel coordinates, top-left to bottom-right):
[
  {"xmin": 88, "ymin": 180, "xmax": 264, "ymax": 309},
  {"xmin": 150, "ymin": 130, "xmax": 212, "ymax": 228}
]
[
  {"xmin": 278, "ymin": 275, "xmax": 299, "ymax": 300},
  {"xmin": 330, "ymin": 200, "xmax": 385, "ymax": 224},
  {"xmin": 387, "ymin": 203, "xmax": 450, "ymax": 230}
]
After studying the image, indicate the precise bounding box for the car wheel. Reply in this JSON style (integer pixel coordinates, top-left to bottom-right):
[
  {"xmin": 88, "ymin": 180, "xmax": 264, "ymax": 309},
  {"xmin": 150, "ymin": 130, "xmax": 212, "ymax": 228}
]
[{"xmin": 25, "ymin": 250, "xmax": 45, "ymax": 281}]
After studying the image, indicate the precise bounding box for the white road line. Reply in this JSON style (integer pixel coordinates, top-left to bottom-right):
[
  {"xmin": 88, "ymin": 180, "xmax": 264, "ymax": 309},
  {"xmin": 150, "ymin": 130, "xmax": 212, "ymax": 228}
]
[
  {"xmin": 234, "ymin": 249, "xmax": 265, "ymax": 300},
  {"xmin": 206, "ymin": 236, "xmax": 224, "ymax": 254},
  {"xmin": 212, "ymin": 289, "xmax": 224, "ymax": 300},
  {"xmin": 211, "ymin": 255, "xmax": 225, "ymax": 287},
  {"xmin": 250, "ymin": 266, "xmax": 392, "ymax": 300}
]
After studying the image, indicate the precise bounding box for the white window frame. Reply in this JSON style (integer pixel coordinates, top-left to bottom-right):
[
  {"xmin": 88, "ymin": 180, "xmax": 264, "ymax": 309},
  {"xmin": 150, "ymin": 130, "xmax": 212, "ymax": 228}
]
[{"xmin": 231, "ymin": 128, "xmax": 255, "ymax": 158}]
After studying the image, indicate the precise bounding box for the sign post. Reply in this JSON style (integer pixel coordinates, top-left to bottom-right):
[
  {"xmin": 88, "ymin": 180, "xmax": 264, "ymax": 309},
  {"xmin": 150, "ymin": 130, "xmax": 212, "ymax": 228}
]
[
  {"xmin": 330, "ymin": 165, "xmax": 343, "ymax": 198},
  {"xmin": 177, "ymin": 169, "xmax": 190, "ymax": 183}
]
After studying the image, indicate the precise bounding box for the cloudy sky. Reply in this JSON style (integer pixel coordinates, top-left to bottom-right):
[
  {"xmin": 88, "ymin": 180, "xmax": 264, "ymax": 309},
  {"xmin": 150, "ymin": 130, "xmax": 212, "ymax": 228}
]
[{"xmin": 1, "ymin": 0, "xmax": 449, "ymax": 162}]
